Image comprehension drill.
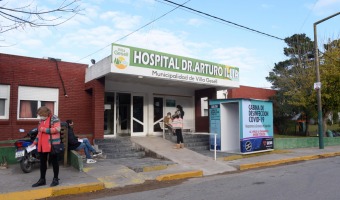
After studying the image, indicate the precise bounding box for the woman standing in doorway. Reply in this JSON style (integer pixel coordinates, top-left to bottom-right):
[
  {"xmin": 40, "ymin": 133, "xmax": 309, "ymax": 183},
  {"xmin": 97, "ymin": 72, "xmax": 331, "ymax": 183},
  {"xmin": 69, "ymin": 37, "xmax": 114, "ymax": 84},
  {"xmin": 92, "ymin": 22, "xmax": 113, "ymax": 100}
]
[
  {"xmin": 30, "ymin": 106, "xmax": 61, "ymax": 187},
  {"xmin": 172, "ymin": 105, "xmax": 185, "ymax": 149}
]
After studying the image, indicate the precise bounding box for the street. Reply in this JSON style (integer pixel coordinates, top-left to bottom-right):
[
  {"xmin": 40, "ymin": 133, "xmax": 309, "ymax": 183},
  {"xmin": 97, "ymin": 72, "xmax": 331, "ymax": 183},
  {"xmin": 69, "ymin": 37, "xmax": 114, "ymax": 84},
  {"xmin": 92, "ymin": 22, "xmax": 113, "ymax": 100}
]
[{"xmin": 51, "ymin": 156, "xmax": 340, "ymax": 200}]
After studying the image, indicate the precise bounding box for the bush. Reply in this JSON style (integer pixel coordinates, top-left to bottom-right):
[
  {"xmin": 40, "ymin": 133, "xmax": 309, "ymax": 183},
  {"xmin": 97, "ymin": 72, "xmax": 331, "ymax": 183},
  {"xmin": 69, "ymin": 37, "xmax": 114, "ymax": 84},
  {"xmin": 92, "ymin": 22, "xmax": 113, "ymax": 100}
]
[
  {"xmin": 333, "ymin": 112, "xmax": 339, "ymax": 124},
  {"xmin": 274, "ymin": 117, "xmax": 296, "ymax": 135}
]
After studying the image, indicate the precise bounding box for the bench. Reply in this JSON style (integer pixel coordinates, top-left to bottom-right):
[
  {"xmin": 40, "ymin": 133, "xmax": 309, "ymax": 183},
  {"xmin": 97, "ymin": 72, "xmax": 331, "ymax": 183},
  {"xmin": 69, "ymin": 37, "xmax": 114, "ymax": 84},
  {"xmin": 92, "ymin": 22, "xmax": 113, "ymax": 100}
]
[
  {"xmin": 60, "ymin": 122, "xmax": 68, "ymax": 167},
  {"xmin": 69, "ymin": 150, "xmax": 83, "ymax": 171}
]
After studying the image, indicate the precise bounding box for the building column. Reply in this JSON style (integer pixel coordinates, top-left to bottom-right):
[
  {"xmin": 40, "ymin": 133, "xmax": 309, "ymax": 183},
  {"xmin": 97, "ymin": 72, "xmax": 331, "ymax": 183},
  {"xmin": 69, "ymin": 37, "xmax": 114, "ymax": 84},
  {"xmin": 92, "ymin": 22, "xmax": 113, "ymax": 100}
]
[{"xmin": 85, "ymin": 77, "xmax": 105, "ymax": 140}]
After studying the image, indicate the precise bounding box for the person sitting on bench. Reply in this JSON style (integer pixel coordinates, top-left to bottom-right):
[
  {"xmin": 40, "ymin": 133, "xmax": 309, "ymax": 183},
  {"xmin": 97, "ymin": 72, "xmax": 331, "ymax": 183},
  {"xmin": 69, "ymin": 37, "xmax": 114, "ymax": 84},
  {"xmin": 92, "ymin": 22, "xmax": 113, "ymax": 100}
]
[{"xmin": 66, "ymin": 120, "xmax": 102, "ymax": 164}]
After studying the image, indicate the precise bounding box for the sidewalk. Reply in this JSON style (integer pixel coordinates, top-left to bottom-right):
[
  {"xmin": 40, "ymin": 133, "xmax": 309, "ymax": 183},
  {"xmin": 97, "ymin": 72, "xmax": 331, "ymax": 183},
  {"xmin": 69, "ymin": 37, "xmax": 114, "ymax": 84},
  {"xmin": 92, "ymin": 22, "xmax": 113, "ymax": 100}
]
[{"xmin": 1, "ymin": 136, "xmax": 340, "ymax": 200}]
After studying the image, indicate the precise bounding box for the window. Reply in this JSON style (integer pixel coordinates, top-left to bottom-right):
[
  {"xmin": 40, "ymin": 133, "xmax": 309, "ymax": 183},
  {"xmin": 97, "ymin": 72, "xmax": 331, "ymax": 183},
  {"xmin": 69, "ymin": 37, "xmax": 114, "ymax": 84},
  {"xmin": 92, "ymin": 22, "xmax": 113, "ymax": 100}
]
[
  {"xmin": 201, "ymin": 97, "xmax": 208, "ymax": 117},
  {"xmin": 0, "ymin": 99, "xmax": 5, "ymax": 116},
  {"xmin": 0, "ymin": 85, "xmax": 10, "ymax": 119},
  {"xmin": 18, "ymin": 86, "xmax": 59, "ymax": 119}
]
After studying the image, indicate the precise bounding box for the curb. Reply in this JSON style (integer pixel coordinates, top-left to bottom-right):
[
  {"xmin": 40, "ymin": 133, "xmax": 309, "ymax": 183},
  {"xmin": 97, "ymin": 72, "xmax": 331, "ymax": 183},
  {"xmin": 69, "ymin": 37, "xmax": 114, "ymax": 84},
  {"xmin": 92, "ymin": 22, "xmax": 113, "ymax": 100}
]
[
  {"xmin": 239, "ymin": 152, "xmax": 340, "ymax": 170},
  {"xmin": 0, "ymin": 182, "xmax": 105, "ymax": 200},
  {"xmin": 223, "ymin": 149, "xmax": 292, "ymax": 161},
  {"xmin": 142, "ymin": 164, "xmax": 177, "ymax": 172},
  {"xmin": 156, "ymin": 170, "xmax": 203, "ymax": 181}
]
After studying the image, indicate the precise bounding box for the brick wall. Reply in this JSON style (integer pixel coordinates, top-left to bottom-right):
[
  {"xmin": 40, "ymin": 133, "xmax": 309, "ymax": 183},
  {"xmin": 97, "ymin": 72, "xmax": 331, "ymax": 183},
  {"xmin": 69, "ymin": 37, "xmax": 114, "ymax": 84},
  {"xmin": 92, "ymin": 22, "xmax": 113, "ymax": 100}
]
[
  {"xmin": 85, "ymin": 77, "xmax": 105, "ymax": 140},
  {"xmin": 0, "ymin": 53, "xmax": 96, "ymax": 141},
  {"xmin": 228, "ymin": 85, "xmax": 276, "ymax": 100}
]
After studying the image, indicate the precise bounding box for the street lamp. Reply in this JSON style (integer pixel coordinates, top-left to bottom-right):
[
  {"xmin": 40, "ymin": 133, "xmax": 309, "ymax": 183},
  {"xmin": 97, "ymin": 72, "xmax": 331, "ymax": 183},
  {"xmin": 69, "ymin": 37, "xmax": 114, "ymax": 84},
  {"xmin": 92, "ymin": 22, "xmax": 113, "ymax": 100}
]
[{"xmin": 313, "ymin": 12, "xmax": 340, "ymax": 149}]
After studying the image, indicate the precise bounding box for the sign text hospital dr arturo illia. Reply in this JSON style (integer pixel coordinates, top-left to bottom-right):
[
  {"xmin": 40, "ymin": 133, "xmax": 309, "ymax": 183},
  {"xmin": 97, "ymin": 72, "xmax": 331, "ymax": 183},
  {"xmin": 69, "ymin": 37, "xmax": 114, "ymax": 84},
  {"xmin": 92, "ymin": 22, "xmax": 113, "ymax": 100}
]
[{"xmin": 111, "ymin": 43, "xmax": 240, "ymax": 87}]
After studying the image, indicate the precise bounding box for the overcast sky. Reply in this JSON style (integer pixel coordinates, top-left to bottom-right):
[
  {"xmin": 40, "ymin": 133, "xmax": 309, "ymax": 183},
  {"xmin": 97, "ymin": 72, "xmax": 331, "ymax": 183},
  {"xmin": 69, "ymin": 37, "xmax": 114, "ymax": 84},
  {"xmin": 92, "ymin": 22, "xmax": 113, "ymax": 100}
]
[{"xmin": 1, "ymin": 0, "xmax": 339, "ymax": 88}]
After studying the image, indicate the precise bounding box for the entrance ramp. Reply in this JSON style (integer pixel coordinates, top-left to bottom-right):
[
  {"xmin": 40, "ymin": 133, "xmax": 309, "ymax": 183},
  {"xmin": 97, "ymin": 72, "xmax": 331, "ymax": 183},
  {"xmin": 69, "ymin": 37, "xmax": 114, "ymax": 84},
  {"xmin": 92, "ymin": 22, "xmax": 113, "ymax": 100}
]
[{"xmin": 131, "ymin": 136, "xmax": 237, "ymax": 176}]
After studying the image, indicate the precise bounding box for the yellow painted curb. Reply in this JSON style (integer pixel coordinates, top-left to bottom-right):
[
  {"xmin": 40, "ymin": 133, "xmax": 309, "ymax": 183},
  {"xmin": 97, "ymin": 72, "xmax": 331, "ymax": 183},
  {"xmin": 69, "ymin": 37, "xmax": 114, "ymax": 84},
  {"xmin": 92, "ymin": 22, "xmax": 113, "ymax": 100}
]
[
  {"xmin": 156, "ymin": 170, "xmax": 203, "ymax": 181},
  {"xmin": 0, "ymin": 188, "xmax": 52, "ymax": 200},
  {"xmin": 143, "ymin": 165, "xmax": 168, "ymax": 172},
  {"xmin": 0, "ymin": 182, "xmax": 105, "ymax": 200},
  {"xmin": 223, "ymin": 149, "xmax": 292, "ymax": 161},
  {"xmin": 51, "ymin": 182, "xmax": 105, "ymax": 197},
  {"xmin": 142, "ymin": 164, "xmax": 177, "ymax": 172},
  {"xmin": 239, "ymin": 152, "xmax": 340, "ymax": 170}
]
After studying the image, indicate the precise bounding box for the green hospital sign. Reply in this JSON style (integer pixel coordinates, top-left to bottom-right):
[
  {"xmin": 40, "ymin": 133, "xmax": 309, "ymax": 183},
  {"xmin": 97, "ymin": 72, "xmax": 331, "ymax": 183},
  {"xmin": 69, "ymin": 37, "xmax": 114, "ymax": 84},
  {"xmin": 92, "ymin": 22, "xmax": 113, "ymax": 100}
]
[{"xmin": 111, "ymin": 43, "xmax": 239, "ymax": 87}]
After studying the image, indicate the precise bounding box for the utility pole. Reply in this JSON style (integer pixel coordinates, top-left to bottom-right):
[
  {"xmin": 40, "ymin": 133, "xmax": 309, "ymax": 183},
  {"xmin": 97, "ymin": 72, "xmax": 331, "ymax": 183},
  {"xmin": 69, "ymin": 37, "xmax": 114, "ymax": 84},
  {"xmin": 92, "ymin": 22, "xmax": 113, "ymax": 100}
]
[{"xmin": 313, "ymin": 12, "xmax": 340, "ymax": 149}]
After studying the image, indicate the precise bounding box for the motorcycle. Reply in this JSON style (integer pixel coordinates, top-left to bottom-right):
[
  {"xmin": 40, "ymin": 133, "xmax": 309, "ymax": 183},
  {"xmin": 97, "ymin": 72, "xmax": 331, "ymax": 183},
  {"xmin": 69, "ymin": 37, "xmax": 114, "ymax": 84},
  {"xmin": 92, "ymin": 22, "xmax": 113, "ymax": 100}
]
[{"xmin": 14, "ymin": 128, "xmax": 39, "ymax": 173}]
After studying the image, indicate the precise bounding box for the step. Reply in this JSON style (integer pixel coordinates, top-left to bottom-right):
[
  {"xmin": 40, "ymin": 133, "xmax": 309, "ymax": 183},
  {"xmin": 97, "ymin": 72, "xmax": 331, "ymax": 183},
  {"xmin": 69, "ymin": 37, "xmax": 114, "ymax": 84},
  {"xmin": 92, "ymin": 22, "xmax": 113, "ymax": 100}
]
[
  {"xmin": 95, "ymin": 138, "xmax": 132, "ymax": 145},
  {"xmin": 99, "ymin": 146, "xmax": 141, "ymax": 152},
  {"xmin": 105, "ymin": 151, "xmax": 145, "ymax": 159},
  {"xmin": 97, "ymin": 142, "xmax": 135, "ymax": 149},
  {"xmin": 187, "ymin": 146, "xmax": 210, "ymax": 151},
  {"xmin": 183, "ymin": 134, "xmax": 210, "ymax": 139},
  {"xmin": 184, "ymin": 141, "xmax": 209, "ymax": 147},
  {"xmin": 129, "ymin": 162, "xmax": 176, "ymax": 173},
  {"xmin": 102, "ymin": 149, "xmax": 144, "ymax": 154},
  {"xmin": 182, "ymin": 137, "xmax": 209, "ymax": 143},
  {"xmin": 165, "ymin": 133, "xmax": 209, "ymax": 138},
  {"xmin": 103, "ymin": 157, "xmax": 177, "ymax": 173}
]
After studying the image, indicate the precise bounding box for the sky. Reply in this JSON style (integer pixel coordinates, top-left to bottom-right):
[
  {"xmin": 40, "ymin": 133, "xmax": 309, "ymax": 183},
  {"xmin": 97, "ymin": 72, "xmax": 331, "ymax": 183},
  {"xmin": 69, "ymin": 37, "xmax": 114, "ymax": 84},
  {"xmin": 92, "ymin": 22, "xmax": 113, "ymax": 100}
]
[{"xmin": 1, "ymin": 0, "xmax": 340, "ymax": 88}]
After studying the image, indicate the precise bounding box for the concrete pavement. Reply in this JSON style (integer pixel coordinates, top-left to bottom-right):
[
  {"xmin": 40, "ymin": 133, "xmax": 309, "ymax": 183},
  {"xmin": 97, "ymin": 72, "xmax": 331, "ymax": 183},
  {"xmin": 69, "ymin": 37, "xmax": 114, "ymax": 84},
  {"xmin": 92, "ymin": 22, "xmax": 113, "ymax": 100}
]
[
  {"xmin": 131, "ymin": 137, "xmax": 237, "ymax": 175},
  {"xmin": 1, "ymin": 136, "xmax": 340, "ymax": 200}
]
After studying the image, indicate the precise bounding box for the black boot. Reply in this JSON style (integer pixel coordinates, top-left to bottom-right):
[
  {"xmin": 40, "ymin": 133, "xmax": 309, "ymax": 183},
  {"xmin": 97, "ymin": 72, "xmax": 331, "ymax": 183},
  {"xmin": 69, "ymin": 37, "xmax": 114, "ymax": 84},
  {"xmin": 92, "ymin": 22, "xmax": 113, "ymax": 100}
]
[
  {"xmin": 50, "ymin": 178, "xmax": 59, "ymax": 187},
  {"xmin": 32, "ymin": 178, "xmax": 46, "ymax": 187}
]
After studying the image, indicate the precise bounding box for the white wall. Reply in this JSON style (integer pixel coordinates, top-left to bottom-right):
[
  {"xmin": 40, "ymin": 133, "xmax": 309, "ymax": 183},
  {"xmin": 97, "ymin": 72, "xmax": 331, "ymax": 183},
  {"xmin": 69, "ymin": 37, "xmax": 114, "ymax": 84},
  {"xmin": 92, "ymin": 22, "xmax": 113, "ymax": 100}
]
[
  {"xmin": 220, "ymin": 102, "xmax": 240, "ymax": 152},
  {"xmin": 85, "ymin": 56, "xmax": 111, "ymax": 83},
  {"xmin": 217, "ymin": 90, "xmax": 228, "ymax": 99}
]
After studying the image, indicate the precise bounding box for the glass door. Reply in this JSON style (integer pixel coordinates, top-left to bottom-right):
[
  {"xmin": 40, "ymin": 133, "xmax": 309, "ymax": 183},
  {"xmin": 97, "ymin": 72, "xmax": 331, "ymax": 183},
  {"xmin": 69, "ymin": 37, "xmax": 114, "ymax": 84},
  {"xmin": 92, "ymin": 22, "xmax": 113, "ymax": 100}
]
[
  {"xmin": 104, "ymin": 93, "xmax": 115, "ymax": 136},
  {"xmin": 131, "ymin": 93, "xmax": 146, "ymax": 136},
  {"xmin": 116, "ymin": 93, "xmax": 131, "ymax": 137},
  {"xmin": 153, "ymin": 97, "xmax": 163, "ymax": 132}
]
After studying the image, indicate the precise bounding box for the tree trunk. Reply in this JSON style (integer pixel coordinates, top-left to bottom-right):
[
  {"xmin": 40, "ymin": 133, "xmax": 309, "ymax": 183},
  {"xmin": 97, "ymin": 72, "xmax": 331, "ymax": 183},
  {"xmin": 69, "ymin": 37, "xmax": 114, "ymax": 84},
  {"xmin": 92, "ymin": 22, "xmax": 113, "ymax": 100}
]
[
  {"xmin": 304, "ymin": 115, "xmax": 310, "ymax": 136},
  {"xmin": 305, "ymin": 122, "xmax": 310, "ymax": 136},
  {"xmin": 322, "ymin": 111, "xmax": 331, "ymax": 136}
]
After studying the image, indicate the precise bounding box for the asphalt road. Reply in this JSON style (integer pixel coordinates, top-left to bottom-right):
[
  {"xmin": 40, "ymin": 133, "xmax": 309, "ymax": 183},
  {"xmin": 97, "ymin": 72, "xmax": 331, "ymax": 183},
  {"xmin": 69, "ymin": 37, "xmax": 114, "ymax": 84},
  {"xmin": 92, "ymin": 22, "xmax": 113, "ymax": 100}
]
[{"xmin": 50, "ymin": 157, "xmax": 340, "ymax": 200}]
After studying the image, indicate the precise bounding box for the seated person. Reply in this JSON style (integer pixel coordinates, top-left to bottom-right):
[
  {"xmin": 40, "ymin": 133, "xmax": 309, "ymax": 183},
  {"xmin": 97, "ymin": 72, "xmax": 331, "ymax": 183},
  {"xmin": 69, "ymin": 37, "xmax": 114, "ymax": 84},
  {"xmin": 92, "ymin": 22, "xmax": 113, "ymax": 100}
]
[
  {"xmin": 66, "ymin": 120, "xmax": 102, "ymax": 164},
  {"xmin": 163, "ymin": 112, "xmax": 174, "ymax": 134}
]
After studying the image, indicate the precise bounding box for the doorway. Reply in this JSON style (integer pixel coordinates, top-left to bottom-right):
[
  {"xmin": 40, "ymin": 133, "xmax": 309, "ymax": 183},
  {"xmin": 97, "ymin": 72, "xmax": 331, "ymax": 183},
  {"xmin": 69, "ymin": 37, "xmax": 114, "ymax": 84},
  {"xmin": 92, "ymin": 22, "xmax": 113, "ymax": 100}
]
[
  {"xmin": 104, "ymin": 93, "xmax": 115, "ymax": 135},
  {"xmin": 131, "ymin": 93, "xmax": 146, "ymax": 136},
  {"xmin": 116, "ymin": 93, "xmax": 131, "ymax": 136},
  {"xmin": 104, "ymin": 92, "xmax": 146, "ymax": 137},
  {"xmin": 153, "ymin": 97, "xmax": 164, "ymax": 132}
]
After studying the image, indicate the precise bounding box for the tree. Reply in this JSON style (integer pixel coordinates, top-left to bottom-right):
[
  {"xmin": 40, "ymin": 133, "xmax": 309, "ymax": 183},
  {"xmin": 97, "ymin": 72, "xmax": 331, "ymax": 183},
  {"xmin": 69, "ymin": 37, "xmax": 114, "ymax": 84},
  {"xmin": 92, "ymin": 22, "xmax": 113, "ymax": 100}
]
[
  {"xmin": 267, "ymin": 35, "xmax": 340, "ymax": 136},
  {"xmin": 319, "ymin": 39, "xmax": 340, "ymax": 132},
  {"xmin": 0, "ymin": 0, "xmax": 81, "ymax": 34},
  {"xmin": 266, "ymin": 34, "xmax": 315, "ymax": 135}
]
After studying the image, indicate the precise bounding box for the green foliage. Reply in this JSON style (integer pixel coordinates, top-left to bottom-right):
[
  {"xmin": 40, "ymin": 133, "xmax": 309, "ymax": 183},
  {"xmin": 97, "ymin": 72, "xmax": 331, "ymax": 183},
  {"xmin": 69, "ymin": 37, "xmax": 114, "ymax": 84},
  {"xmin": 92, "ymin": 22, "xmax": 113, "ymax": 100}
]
[
  {"xmin": 333, "ymin": 112, "xmax": 339, "ymax": 124},
  {"xmin": 266, "ymin": 34, "xmax": 315, "ymax": 135},
  {"xmin": 267, "ymin": 35, "xmax": 340, "ymax": 135},
  {"xmin": 320, "ymin": 39, "xmax": 340, "ymax": 115}
]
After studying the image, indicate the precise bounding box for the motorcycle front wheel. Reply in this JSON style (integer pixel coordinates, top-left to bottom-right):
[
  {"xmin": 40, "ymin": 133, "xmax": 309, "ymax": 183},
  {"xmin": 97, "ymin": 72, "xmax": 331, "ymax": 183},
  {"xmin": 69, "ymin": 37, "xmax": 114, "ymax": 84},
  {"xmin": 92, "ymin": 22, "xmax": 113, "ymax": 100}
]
[{"xmin": 20, "ymin": 155, "xmax": 33, "ymax": 173}]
